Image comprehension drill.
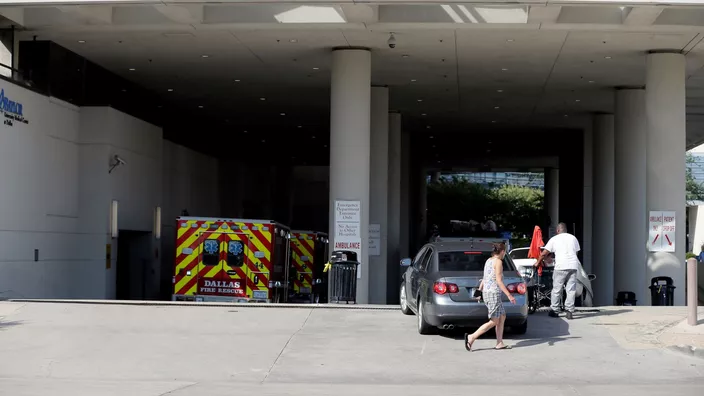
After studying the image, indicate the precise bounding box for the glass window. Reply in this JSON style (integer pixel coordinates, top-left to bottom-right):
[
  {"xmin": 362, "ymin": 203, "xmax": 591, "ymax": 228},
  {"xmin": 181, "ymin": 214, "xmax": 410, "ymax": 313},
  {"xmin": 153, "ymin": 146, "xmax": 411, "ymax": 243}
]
[
  {"xmin": 437, "ymin": 251, "xmax": 514, "ymax": 272},
  {"xmin": 227, "ymin": 240, "xmax": 245, "ymax": 267},
  {"xmin": 418, "ymin": 249, "xmax": 433, "ymax": 272},
  {"xmin": 509, "ymin": 248, "xmax": 529, "ymax": 260},
  {"xmin": 202, "ymin": 239, "xmax": 220, "ymax": 266},
  {"xmin": 412, "ymin": 247, "xmax": 427, "ymax": 269}
]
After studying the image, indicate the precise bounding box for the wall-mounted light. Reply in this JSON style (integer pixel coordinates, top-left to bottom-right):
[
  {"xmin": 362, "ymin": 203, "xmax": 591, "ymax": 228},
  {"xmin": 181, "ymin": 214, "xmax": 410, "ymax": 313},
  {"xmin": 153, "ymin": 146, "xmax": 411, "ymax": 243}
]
[
  {"xmin": 110, "ymin": 200, "xmax": 119, "ymax": 238},
  {"xmin": 108, "ymin": 154, "xmax": 127, "ymax": 174},
  {"xmin": 154, "ymin": 206, "xmax": 162, "ymax": 240}
]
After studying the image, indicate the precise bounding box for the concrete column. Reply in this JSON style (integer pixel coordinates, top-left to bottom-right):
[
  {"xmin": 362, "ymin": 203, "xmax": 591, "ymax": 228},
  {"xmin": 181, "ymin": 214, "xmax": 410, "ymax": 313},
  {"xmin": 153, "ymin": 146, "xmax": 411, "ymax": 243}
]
[
  {"xmin": 614, "ymin": 88, "xmax": 647, "ymax": 301},
  {"xmin": 430, "ymin": 172, "xmax": 441, "ymax": 184},
  {"xmin": 582, "ymin": 121, "xmax": 594, "ymax": 275},
  {"xmin": 329, "ymin": 48, "xmax": 371, "ymax": 304},
  {"xmin": 387, "ymin": 112, "xmax": 402, "ymax": 303},
  {"xmin": 592, "ymin": 114, "xmax": 615, "ymax": 306},
  {"xmin": 418, "ymin": 169, "xmax": 428, "ymax": 246},
  {"xmin": 544, "ymin": 168, "xmax": 559, "ymax": 232},
  {"xmin": 369, "ymin": 86, "xmax": 389, "ymax": 304},
  {"xmin": 646, "ymin": 51, "xmax": 686, "ymax": 305},
  {"xmin": 400, "ymin": 130, "xmax": 411, "ymax": 260}
]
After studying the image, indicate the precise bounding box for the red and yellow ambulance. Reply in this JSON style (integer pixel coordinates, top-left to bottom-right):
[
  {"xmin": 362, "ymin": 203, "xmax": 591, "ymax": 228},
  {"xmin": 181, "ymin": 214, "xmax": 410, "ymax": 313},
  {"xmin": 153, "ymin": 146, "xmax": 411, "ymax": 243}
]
[
  {"xmin": 289, "ymin": 230, "xmax": 329, "ymax": 302},
  {"xmin": 173, "ymin": 217, "xmax": 291, "ymax": 303}
]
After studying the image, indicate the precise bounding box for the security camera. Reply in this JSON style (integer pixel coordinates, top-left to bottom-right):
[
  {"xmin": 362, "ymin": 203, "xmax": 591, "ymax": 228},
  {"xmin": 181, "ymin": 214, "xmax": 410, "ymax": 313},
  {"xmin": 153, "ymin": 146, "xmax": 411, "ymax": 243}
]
[
  {"xmin": 109, "ymin": 154, "xmax": 127, "ymax": 173},
  {"xmin": 387, "ymin": 33, "xmax": 396, "ymax": 49}
]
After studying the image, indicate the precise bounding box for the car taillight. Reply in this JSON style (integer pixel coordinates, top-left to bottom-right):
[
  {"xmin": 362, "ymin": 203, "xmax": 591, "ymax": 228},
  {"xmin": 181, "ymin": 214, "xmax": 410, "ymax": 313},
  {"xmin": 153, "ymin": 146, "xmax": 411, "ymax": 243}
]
[
  {"xmin": 507, "ymin": 282, "xmax": 527, "ymax": 295},
  {"xmin": 433, "ymin": 282, "xmax": 459, "ymax": 295}
]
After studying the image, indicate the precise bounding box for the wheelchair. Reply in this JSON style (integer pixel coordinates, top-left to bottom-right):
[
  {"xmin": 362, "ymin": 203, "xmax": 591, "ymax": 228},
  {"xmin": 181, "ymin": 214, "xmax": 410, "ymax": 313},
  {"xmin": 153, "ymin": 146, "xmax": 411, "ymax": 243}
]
[{"xmin": 527, "ymin": 266, "xmax": 565, "ymax": 314}]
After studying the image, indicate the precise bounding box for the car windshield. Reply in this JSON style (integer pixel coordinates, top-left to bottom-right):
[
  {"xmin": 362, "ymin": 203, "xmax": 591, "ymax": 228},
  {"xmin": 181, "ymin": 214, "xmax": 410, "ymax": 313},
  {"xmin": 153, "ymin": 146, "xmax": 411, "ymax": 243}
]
[
  {"xmin": 510, "ymin": 249, "xmax": 530, "ymax": 260},
  {"xmin": 438, "ymin": 251, "xmax": 513, "ymax": 272}
]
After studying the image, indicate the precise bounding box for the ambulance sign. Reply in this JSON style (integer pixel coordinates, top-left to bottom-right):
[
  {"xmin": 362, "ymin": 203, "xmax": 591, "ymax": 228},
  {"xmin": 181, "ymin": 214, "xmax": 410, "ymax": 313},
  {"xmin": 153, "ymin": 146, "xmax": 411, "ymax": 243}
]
[
  {"xmin": 334, "ymin": 200, "xmax": 362, "ymax": 279},
  {"xmin": 649, "ymin": 211, "xmax": 675, "ymax": 253}
]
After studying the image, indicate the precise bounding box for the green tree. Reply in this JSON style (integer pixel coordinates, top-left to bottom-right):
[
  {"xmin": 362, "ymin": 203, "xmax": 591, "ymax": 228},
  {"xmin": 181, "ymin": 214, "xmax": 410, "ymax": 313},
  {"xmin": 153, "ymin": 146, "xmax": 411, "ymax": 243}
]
[
  {"xmin": 427, "ymin": 176, "xmax": 544, "ymax": 236},
  {"xmin": 686, "ymin": 153, "xmax": 704, "ymax": 203}
]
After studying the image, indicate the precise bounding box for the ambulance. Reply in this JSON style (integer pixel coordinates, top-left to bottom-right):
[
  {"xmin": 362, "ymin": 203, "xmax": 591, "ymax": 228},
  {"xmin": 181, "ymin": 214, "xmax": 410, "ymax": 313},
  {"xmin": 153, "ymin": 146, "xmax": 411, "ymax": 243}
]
[
  {"xmin": 172, "ymin": 217, "xmax": 291, "ymax": 303},
  {"xmin": 289, "ymin": 230, "xmax": 329, "ymax": 303}
]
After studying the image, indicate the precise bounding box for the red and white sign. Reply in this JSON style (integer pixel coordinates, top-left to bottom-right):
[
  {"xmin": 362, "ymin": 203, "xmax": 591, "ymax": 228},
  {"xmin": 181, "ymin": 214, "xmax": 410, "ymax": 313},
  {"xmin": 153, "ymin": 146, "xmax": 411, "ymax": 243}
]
[
  {"xmin": 198, "ymin": 279, "xmax": 246, "ymax": 296},
  {"xmin": 334, "ymin": 200, "xmax": 362, "ymax": 279},
  {"xmin": 649, "ymin": 211, "xmax": 675, "ymax": 253}
]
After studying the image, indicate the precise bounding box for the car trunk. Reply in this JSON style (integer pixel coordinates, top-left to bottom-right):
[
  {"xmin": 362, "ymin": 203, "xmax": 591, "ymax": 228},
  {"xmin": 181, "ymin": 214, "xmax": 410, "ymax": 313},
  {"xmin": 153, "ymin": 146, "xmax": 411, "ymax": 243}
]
[{"xmin": 440, "ymin": 271, "xmax": 525, "ymax": 303}]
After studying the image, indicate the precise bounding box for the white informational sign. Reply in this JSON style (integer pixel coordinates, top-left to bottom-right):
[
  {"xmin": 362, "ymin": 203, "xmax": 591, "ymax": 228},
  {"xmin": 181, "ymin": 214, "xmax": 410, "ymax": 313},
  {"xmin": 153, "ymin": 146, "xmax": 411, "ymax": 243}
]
[
  {"xmin": 334, "ymin": 200, "xmax": 362, "ymax": 278},
  {"xmin": 369, "ymin": 224, "xmax": 381, "ymax": 256},
  {"xmin": 649, "ymin": 211, "xmax": 676, "ymax": 252}
]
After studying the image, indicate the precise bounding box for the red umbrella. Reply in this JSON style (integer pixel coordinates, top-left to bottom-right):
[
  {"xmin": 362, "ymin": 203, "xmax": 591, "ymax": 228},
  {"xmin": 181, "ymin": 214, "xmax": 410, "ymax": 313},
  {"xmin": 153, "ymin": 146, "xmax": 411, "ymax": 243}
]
[
  {"xmin": 528, "ymin": 226, "xmax": 544, "ymax": 259},
  {"xmin": 528, "ymin": 226, "xmax": 545, "ymax": 276}
]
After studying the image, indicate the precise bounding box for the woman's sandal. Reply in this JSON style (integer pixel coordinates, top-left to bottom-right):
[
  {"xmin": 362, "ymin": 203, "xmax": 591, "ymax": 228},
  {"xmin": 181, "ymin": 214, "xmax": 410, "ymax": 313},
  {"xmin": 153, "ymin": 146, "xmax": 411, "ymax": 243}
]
[
  {"xmin": 495, "ymin": 345, "xmax": 512, "ymax": 350},
  {"xmin": 464, "ymin": 333, "xmax": 473, "ymax": 352}
]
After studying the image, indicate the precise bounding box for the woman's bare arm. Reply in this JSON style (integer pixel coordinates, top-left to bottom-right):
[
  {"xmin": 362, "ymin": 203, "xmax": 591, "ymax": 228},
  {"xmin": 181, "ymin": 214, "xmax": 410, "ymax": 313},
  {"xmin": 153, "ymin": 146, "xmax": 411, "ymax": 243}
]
[{"xmin": 494, "ymin": 258, "xmax": 516, "ymax": 302}]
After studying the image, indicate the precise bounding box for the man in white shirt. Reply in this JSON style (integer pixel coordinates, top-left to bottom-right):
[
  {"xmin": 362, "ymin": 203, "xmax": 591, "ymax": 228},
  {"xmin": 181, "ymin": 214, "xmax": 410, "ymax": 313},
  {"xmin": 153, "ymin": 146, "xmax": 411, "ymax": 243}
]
[{"xmin": 535, "ymin": 222, "xmax": 581, "ymax": 320}]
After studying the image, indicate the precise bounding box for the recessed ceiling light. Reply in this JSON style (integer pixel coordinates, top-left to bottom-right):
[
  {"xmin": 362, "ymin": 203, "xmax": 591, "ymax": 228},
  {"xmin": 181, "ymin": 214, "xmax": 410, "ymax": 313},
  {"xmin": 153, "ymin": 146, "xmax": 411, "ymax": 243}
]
[
  {"xmin": 604, "ymin": 56, "xmax": 612, "ymax": 59},
  {"xmin": 417, "ymin": 99, "xmax": 423, "ymax": 102},
  {"xmin": 575, "ymin": 99, "xmax": 581, "ymax": 102},
  {"xmin": 198, "ymin": 105, "xmax": 204, "ymax": 109},
  {"xmin": 421, "ymin": 113, "xmax": 427, "ymax": 116},
  {"xmin": 492, "ymin": 120, "xmax": 497, "ymax": 123},
  {"xmin": 501, "ymin": 68, "xmax": 508, "ymax": 71},
  {"xmin": 564, "ymin": 114, "xmax": 569, "ymax": 118},
  {"xmin": 260, "ymin": 98, "xmax": 266, "ymax": 101},
  {"xmin": 432, "ymin": 145, "xmax": 436, "ymax": 148},
  {"xmin": 497, "ymin": 89, "xmax": 504, "ymax": 93},
  {"xmin": 324, "ymin": 144, "xmax": 328, "ymax": 148},
  {"xmin": 494, "ymin": 106, "xmax": 500, "ymax": 110},
  {"xmin": 588, "ymin": 80, "xmax": 595, "ymax": 84},
  {"xmin": 313, "ymin": 67, "xmax": 319, "ymax": 70},
  {"xmin": 411, "ymin": 79, "xmax": 417, "ymax": 82},
  {"xmin": 437, "ymin": 160, "xmax": 441, "ymax": 164},
  {"xmin": 429, "ymin": 136, "xmax": 434, "ymax": 139},
  {"xmin": 201, "ymin": 55, "xmax": 209, "ymax": 58},
  {"xmin": 312, "ymin": 135, "xmax": 316, "ymax": 139},
  {"xmin": 426, "ymin": 126, "xmax": 431, "ymax": 129},
  {"xmin": 290, "ymin": 39, "xmax": 298, "ymax": 43},
  {"xmin": 234, "ymin": 79, "xmax": 240, "ymax": 82},
  {"xmin": 167, "ymin": 88, "xmax": 174, "ymax": 92},
  {"xmin": 280, "ymin": 113, "xmax": 286, "ymax": 116},
  {"xmin": 297, "ymin": 125, "xmax": 302, "ymax": 128},
  {"xmin": 243, "ymin": 130, "xmax": 248, "ymax": 133},
  {"xmin": 121, "ymin": 89, "xmax": 127, "ymax": 92},
  {"xmin": 402, "ymin": 55, "xmax": 410, "ymax": 58},
  {"xmin": 78, "ymin": 40, "xmax": 86, "ymax": 44},
  {"xmin": 261, "ymin": 139, "xmax": 266, "ymax": 143},
  {"xmin": 507, "ymin": 39, "xmax": 515, "ymax": 42},
  {"xmin": 129, "ymin": 68, "xmax": 136, "ymax": 71}
]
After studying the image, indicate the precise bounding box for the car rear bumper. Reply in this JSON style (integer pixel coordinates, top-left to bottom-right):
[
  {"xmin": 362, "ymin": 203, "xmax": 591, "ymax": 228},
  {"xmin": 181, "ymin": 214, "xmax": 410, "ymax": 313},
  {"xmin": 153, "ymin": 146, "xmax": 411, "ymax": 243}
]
[{"xmin": 423, "ymin": 296, "xmax": 528, "ymax": 327}]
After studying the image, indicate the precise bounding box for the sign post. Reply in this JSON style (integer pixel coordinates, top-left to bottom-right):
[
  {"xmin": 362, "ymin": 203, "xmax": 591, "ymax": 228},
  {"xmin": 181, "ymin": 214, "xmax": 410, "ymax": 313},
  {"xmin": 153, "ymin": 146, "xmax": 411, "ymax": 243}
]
[
  {"xmin": 648, "ymin": 211, "xmax": 675, "ymax": 252},
  {"xmin": 334, "ymin": 200, "xmax": 363, "ymax": 278}
]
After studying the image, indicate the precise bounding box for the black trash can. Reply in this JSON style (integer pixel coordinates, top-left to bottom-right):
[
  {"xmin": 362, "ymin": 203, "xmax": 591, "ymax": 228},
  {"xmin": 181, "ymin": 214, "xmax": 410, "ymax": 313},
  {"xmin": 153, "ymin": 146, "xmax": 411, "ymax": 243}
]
[
  {"xmin": 615, "ymin": 291, "xmax": 637, "ymax": 306},
  {"xmin": 328, "ymin": 250, "xmax": 359, "ymax": 304},
  {"xmin": 649, "ymin": 276, "xmax": 676, "ymax": 306}
]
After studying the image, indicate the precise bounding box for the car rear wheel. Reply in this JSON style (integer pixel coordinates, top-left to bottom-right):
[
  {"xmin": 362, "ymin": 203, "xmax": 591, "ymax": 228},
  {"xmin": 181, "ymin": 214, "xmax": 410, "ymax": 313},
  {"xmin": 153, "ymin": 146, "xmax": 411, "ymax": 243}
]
[
  {"xmin": 512, "ymin": 320, "xmax": 528, "ymax": 335},
  {"xmin": 400, "ymin": 283, "xmax": 413, "ymax": 315},
  {"xmin": 417, "ymin": 298, "xmax": 434, "ymax": 335}
]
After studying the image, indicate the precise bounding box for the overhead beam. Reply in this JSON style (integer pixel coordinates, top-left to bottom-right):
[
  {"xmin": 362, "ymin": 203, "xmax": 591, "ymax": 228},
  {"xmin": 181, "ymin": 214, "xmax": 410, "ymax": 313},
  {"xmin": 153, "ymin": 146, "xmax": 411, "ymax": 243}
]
[
  {"xmin": 57, "ymin": 5, "xmax": 113, "ymax": 25},
  {"xmin": 528, "ymin": 5, "xmax": 563, "ymax": 24},
  {"xmin": 0, "ymin": 7, "xmax": 24, "ymax": 26},
  {"xmin": 622, "ymin": 6, "xmax": 663, "ymax": 25},
  {"xmin": 154, "ymin": 4, "xmax": 203, "ymax": 25},
  {"xmin": 339, "ymin": 4, "xmax": 378, "ymax": 24}
]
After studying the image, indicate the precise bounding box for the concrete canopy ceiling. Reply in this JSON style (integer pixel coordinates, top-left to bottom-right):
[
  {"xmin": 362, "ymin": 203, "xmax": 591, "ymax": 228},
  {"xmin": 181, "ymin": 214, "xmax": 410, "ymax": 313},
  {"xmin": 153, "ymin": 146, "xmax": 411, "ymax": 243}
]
[{"xmin": 5, "ymin": 1, "xmax": 704, "ymax": 155}]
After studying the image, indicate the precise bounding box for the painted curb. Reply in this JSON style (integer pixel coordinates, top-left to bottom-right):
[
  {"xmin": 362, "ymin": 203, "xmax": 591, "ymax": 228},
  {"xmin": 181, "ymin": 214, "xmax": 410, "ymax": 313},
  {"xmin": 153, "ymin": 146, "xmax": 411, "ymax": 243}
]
[{"xmin": 667, "ymin": 344, "xmax": 704, "ymax": 360}]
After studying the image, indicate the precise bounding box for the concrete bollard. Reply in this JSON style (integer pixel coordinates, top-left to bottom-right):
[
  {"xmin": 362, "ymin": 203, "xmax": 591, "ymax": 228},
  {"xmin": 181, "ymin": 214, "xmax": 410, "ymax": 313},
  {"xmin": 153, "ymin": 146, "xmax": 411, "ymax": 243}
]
[{"xmin": 687, "ymin": 258, "xmax": 698, "ymax": 326}]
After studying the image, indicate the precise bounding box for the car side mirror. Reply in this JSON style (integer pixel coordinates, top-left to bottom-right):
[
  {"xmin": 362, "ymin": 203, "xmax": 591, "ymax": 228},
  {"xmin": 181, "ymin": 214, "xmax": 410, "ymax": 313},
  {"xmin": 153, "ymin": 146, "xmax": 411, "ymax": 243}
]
[
  {"xmin": 400, "ymin": 258, "xmax": 412, "ymax": 267},
  {"xmin": 588, "ymin": 274, "xmax": 597, "ymax": 281}
]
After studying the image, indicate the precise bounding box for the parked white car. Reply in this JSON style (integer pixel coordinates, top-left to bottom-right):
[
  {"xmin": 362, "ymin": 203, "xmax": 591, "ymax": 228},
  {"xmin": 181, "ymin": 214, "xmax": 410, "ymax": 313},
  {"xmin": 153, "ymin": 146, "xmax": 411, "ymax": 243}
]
[{"xmin": 509, "ymin": 247, "xmax": 596, "ymax": 307}]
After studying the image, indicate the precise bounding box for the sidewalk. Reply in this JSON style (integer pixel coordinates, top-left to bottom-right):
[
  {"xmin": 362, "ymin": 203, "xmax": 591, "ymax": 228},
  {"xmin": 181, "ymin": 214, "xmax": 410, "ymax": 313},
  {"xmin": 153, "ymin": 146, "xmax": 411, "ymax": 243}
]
[{"xmin": 592, "ymin": 306, "xmax": 704, "ymax": 359}]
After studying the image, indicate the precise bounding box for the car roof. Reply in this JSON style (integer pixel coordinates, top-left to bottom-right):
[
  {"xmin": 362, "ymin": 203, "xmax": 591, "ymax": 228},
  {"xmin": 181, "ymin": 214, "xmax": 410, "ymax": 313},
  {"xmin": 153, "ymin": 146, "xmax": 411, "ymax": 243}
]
[{"xmin": 427, "ymin": 241, "xmax": 498, "ymax": 253}]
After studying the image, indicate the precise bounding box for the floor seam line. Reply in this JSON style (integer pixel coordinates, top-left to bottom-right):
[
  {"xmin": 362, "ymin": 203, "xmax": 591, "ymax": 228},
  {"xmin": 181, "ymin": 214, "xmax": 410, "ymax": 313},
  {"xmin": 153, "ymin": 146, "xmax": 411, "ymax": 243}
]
[{"xmin": 261, "ymin": 308, "xmax": 313, "ymax": 384}]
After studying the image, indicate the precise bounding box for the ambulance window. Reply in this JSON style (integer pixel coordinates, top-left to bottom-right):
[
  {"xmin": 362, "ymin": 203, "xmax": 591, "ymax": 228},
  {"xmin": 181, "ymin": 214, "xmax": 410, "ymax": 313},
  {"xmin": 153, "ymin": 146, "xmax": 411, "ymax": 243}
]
[
  {"xmin": 227, "ymin": 241, "xmax": 245, "ymax": 267},
  {"xmin": 202, "ymin": 239, "xmax": 220, "ymax": 266}
]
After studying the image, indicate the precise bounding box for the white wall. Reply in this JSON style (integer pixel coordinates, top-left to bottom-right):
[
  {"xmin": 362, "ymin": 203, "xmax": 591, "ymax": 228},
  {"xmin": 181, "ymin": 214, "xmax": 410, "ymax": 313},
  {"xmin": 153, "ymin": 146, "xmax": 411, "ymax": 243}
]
[
  {"xmin": 0, "ymin": 82, "xmax": 89, "ymax": 298},
  {"xmin": 0, "ymin": 80, "xmax": 222, "ymax": 300}
]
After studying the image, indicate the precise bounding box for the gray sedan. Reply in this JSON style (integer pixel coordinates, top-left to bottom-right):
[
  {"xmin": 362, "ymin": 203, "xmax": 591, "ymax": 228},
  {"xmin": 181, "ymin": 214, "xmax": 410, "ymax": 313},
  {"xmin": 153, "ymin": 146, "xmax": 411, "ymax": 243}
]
[{"xmin": 399, "ymin": 241, "xmax": 529, "ymax": 335}]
